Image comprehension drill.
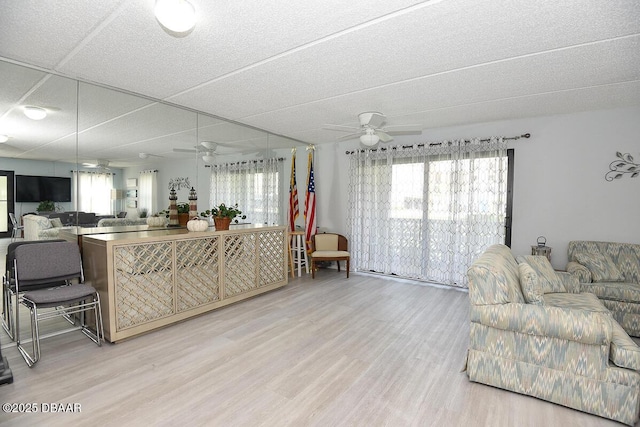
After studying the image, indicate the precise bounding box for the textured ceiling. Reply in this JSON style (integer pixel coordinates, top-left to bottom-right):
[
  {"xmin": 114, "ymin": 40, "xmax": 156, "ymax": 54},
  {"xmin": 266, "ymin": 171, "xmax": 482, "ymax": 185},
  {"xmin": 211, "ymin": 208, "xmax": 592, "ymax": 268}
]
[{"xmin": 0, "ymin": 0, "xmax": 639, "ymax": 165}]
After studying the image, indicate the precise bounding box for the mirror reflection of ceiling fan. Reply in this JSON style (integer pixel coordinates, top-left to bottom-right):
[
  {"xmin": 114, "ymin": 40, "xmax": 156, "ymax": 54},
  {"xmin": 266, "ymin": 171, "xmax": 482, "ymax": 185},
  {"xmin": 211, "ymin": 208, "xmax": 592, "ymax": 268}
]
[
  {"xmin": 82, "ymin": 159, "xmax": 111, "ymax": 170},
  {"xmin": 173, "ymin": 141, "xmax": 241, "ymax": 164},
  {"xmin": 324, "ymin": 111, "xmax": 422, "ymax": 146}
]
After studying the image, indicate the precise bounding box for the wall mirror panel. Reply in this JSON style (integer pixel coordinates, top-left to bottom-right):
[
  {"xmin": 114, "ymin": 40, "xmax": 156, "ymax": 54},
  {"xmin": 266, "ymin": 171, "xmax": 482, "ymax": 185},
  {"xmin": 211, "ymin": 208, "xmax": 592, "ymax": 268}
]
[{"xmin": 0, "ymin": 58, "xmax": 306, "ymax": 347}]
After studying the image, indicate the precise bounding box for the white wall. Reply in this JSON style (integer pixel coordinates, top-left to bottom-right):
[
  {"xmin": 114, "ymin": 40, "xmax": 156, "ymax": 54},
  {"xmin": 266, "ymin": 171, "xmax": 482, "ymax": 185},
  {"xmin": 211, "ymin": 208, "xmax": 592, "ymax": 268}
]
[
  {"xmin": 122, "ymin": 157, "xmax": 210, "ymax": 217},
  {"xmin": 307, "ymin": 106, "xmax": 640, "ymax": 270}
]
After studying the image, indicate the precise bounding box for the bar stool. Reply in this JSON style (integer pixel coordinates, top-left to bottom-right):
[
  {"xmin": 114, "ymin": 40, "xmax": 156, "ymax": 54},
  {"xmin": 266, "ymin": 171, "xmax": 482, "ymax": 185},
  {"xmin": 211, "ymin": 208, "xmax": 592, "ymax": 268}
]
[{"xmin": 289, "ymin": 230, "xmax": 309, "ymax": 277}]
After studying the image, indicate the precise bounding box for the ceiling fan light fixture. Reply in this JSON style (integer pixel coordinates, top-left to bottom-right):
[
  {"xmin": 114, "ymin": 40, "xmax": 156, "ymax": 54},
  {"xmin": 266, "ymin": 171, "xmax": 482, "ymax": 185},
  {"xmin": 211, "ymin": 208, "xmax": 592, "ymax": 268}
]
[
  {"xmin": 24, "ymin": 106, "xmax": 47, "ymax": 120},
  {"xmin": 202, "ymin": 154, "xmax": 215, "ymax": 164},
  {"xmin": 155, "ymin": 0, "xmax": 196, "ymax": 33},
  {"xmin": 360, "ymin": 133, "xmax": 380, "ymax": 146},
  {"xmin": 0, "ymin": 135, "xmax": 8, "ymax": 143}
]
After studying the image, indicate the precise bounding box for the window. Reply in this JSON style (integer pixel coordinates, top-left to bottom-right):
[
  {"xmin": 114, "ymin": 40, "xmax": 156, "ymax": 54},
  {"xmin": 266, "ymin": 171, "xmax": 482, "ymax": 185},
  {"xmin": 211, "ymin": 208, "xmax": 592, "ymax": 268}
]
[
  {"xmin": 72, "ymin": 171, "xmax": 113, "ymax": 215},
  {"xmin": 348, "ymin": 138, "xmax": 510, "ymax": 287},
  {"xmin": 210, "ymin": 158, "xmax": 283, "ymax": 225}
]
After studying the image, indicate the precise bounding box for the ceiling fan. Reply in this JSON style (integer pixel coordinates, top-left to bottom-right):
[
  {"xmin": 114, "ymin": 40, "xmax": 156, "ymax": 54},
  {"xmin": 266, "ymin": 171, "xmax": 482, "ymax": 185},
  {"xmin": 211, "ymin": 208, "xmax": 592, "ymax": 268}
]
[
  {"xmin": 139, "ymin": 152, "xmax": 164, "ymax": 159},
  {"xmin": 82, "ymin": 159, "xmax": 111, "ymax": 170},
  {"xmin": 173, "ymin": 141, "xmax": 240, "ymax": 164},
  {"xmin": 324, "ymin": 111, "xmax": 422, "ymax": 146}
]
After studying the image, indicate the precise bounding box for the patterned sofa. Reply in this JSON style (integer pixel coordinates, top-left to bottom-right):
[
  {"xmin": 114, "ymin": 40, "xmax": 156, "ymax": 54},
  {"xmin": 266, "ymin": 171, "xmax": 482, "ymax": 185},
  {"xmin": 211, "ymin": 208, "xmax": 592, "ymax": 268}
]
[
  {"xmin": 96, "ymin": 218, "xmax": 149, "ymax": 227},
  {"xmin": 466, "ymin": 244, "xmax": 640, "ymax": 425},
  {"xmin": 567, "ymin": 241, "xmax": 640, "ymax": 337},
  {"xmin": 22, "ymin": 214, "xmax": 73, "ymax": 240}
]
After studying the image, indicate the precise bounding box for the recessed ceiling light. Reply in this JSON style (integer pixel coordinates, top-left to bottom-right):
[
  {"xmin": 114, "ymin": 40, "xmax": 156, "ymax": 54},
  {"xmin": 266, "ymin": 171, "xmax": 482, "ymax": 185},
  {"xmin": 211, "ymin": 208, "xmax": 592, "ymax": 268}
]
[
  {"xmin": 155, "ymin": 0, "xmax": 196, "ymax": 33},
  {"xmin": 0, "ymin": 135, "xmax": 8, "ymax": 143},
  {"xmin": 24, "ymin": 106, "xmax": 47, "ymax": 120}
]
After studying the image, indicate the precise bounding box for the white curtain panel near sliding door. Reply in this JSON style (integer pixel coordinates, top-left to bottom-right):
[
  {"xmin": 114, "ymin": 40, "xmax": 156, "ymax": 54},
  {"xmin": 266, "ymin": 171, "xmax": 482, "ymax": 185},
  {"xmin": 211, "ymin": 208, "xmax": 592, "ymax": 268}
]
[{"xmin": 347, "ymin": 137, "xmax": 508, "ymax": 288}]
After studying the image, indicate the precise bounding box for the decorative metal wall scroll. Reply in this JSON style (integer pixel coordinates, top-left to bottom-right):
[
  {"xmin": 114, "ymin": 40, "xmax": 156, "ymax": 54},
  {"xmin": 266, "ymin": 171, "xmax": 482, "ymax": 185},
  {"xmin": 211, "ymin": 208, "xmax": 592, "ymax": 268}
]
[
  {"xmin": 605, "ymin": 152, "xmax": 639, "ymax": 181},
  {"xmin": 168, "ymin": 177, "xmax": 191, "ymax": 190}
]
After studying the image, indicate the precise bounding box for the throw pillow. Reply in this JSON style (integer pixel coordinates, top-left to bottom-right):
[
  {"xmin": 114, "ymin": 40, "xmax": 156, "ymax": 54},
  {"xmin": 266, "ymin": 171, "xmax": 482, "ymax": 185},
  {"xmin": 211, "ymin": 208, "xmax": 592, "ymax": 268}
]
[
  {"xmin": 50, "ymin": 217, "xmax": 64, "ymax": 228},
  {"xmin": 518, "ymin": 262, "xmax": 544, "ymax": 305},
  {"xmin": 519, "ymin": 255, "xmax": 566, "ymax": 293},
  {"xmin": 574, "ymin": 252, "xmax": 625, "ymax": 282}
]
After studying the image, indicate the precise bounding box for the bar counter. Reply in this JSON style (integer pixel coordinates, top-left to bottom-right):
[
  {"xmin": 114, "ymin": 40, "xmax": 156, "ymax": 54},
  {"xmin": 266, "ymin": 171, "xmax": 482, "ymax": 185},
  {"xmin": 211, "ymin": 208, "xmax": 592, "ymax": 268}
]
[{"xmin": 81, "ymin": 224, "xmax": 288, "ymax": 342}]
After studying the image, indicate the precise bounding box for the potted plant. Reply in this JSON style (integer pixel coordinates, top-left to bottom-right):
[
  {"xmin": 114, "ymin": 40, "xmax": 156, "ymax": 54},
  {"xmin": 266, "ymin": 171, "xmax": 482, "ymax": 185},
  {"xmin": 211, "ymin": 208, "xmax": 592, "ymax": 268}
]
[
  {"xmin": 36, "ymin": 200, "xmax": 56, "ymax": 213},
  {"xmin": 176, "ymin": 202, "xmax": 190, "ymax": 226},
  {"xmin": 205, "ymin": 203, "xmax": 246, "ymax": 231},
  {"xmin": 159, "ymin": 202, "xmax": 191, "ymax": 226}
]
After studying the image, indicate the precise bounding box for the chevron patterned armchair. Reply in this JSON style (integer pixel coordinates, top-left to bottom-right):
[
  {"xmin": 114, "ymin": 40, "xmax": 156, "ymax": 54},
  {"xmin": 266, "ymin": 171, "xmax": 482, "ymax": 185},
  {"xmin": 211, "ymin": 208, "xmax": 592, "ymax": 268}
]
[{"xmin": 465, "ymin": 244, "xmax": 640, "ymax": 426}]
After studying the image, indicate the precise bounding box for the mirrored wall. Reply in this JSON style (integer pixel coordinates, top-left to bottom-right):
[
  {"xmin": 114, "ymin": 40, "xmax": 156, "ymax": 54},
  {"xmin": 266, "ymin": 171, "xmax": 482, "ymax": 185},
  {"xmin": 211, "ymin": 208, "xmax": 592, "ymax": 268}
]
[
  {"xmin": 0, "ymin": 58, "xmax": 305, "ymax": 348},
  {"xmin": 0, "ymin": 59, "xmax": 303, "ymax": 226}
]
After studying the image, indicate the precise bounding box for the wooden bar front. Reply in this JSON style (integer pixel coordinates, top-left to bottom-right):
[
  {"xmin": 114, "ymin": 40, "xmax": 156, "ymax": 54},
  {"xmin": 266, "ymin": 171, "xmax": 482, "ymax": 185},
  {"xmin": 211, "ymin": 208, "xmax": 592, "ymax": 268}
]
[{"xmin": 81, "ymin": 225, "xmax": 288, "ymax": 342}]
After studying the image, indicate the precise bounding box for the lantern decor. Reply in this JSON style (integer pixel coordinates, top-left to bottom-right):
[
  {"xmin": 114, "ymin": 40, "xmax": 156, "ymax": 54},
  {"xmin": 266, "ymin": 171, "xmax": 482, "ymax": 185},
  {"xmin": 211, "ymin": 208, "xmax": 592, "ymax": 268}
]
[
  {"xmin": 531, "ymin": 236, "xmax": 552, "ymax": 262},
  {"xmin": 168, "ymin": 186, "xmax": 179, "ymax": 227},
  {"xmin": 188, "ymin": 187, "xmax": 198, "ymax": 219}
]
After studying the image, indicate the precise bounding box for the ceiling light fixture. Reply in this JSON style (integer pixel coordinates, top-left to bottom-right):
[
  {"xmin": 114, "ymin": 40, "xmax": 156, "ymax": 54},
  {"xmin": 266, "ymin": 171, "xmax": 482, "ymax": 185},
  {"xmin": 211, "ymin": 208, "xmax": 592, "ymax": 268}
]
[
  {"xmin": 360, "ymin": 129, "xmax": 380, "ymax": 146},
  {"xmin": 139, "ymin": 152, "xmax": 149, "ymax": 159},
  {"xmin": 24, "ymin": 106, "xmax": 47, "ymax": 120},
  {"xmin": 0, "ymin": 135, "xmax": 8, "ymax": 143},
  {"xmin": 155, "ymin": 0, "xmax": 196, "ymax": 33},
  {"xmin": 202, "ymin": 154, "xmax": 215, "ymax": 164}
]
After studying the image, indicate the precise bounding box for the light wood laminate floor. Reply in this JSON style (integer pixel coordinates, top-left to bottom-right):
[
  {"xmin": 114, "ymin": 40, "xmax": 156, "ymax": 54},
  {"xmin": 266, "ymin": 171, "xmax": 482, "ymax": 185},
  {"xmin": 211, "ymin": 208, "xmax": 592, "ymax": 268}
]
[{"xmin": 0, "ymin": 261, "xmax": 622, "ymax": 426}]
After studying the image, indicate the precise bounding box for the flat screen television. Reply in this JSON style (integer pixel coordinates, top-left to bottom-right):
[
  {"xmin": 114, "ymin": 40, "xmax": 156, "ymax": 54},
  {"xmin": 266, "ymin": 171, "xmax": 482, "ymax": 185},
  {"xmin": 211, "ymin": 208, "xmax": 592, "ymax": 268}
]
[{"xmin": 16, "ymin": 175, "xmax": 72, "ymax": 203}]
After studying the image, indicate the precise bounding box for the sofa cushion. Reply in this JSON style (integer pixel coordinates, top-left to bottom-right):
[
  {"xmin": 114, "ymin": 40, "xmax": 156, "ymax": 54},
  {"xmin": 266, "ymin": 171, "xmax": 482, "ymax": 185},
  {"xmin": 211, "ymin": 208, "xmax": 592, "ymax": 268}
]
[
  {"xmin": 50, "ymin": 217, "xmax": 64, "ymax": 228},
  {"xmin": 581, "ymin": 282, "xmax": 640, "ymax": 304},
  {"xmin": 32, "ymin": 215, "xmax": 52, "ymax": 230},
  {"xmin": 517, "ymin": 255, "xmax": 565, "ymax": 293},
  {"xmin": 575, "ymin": 252, "xmax": 625, "ymax": 282},
  {"xmin": 568, "ymin": 241, "xmax": 640, "ymax": 285},
  {"xmin": 518, "ymin": 262, "xmax": 544, "ymax": 305},
  {"xmin": 542, "ymin": 292, "xmax": 610, "ymax": 315},
  {"xmin": 609, "ymin": 319, "xmax": 640, "ymax": 371}
]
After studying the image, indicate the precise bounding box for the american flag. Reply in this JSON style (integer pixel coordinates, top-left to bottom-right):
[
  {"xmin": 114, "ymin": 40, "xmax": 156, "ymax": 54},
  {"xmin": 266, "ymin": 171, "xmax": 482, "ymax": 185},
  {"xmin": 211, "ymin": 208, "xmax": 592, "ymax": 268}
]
[
  {"xmin": 304, "ymin": 149, "xmax": 316, "ymax": 249},
  {"xmin": 288, "ymin": 151, "xmax": 299, "ymax": 231}
]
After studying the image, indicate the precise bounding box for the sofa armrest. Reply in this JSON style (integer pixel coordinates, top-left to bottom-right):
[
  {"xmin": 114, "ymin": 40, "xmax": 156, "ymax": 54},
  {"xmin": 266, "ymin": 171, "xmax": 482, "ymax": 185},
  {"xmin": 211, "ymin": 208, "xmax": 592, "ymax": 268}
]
[
  {"xmin": 470, "ymin": 303, "xmax": 611, "ymax": 346},
  {"xmin": 557, "ymin": 271, "xmax": 580, "ymax": 293},
  {"xmin": 567, "ymin": 261, "xmax": 591, "ymax": 283}
]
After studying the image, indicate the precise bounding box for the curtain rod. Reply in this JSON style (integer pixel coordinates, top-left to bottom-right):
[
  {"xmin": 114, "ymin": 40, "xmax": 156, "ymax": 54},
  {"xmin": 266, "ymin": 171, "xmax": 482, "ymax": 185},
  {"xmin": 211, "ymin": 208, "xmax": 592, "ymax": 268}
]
[
  {"xmin": 70, "ymin": 170, "xmax": 116, "ymax": 175},
  {"xmin": 345, "ymin": 133, "xmax": 530, "ymax": 155},
  {"xmin": 140, "ymin": 169, "xmax": 159, "ymax": 173},
  {"xmin": 206, "ymin": 157, "xmax": 285, "ymax": 168}
]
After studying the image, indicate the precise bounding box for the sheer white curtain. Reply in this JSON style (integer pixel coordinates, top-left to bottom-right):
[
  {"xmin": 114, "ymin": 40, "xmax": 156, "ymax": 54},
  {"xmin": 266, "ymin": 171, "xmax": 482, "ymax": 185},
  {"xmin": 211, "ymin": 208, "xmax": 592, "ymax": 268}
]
[
  {"xmin": 209, "ymin": 158, "xmax": 283, "ymax": 225},
  {"xmin": 72, "ymin": 171, "xmax": 114, "ymax": 214},
  {"xmin": 347, "ymin": 137, "xmax": 508, "ymax": 288},
  {"xmin": 139, "ymin": 170, "xmax": 158, "ymax": 214}
]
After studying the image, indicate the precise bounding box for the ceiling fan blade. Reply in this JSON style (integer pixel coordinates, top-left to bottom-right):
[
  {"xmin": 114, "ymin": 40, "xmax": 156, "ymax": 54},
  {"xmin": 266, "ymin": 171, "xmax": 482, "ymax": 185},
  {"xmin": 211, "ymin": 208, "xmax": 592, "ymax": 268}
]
[
  {"xmin": 384, "ymin": 124, "xmax": 423, "ymax": 136},
  {"xmin": 336, "ymin": 132, "xmax": 362, "ymax": 142},
  {"xmin": 364, "ymin": 112, "xmax": 386, "ymax": 129},
  {"xmin": 376, "ymin": 131, "xmax": 394, "ymax": 143},
  {"xmin": 323, "ymin": 124, "xmax": 361, "ymax": 133}
]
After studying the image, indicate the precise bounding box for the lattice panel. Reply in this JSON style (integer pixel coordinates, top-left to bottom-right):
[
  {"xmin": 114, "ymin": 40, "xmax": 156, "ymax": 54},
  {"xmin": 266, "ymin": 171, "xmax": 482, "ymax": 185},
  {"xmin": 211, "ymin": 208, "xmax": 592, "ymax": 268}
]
[
  {"xmin": 224, "ymin": 233, "xmax": 258, "ymax": 297},
  {"xmin": 114, "ymin": 242, "xmax": 174, "ymax": 330},
  {"xmin": 175, "ymin": 237, "xmax": 220, "ymax": 312},
  {"xmin": 259, "ymin": 230, "xmax": 285, "ymax": 286}
]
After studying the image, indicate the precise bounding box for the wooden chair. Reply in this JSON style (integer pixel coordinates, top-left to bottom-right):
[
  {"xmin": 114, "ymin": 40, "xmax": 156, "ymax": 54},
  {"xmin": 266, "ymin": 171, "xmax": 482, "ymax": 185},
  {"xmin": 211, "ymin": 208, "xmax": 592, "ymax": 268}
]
[{"xmin": 310, "ymin": 233, "xmax": 350, "ymax": 278}]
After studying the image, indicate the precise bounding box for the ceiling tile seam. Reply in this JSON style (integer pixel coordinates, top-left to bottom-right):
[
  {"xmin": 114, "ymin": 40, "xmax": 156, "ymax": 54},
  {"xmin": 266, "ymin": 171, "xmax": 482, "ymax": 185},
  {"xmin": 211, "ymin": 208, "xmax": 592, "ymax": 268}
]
[
  {"xmin": 162, "ymin": 0, "xmax": 446, "ymax": 102},
  {"xmin": 371, "ymin": 78, "xmax": 640, "ymax": 121},
  {"xmin": 53, "ymin": 0, "xmax": 130, "ymax": 72},
  {"xmin": 284, "ymin": 79, "xmax": 640, "ymax": 134},
  {"xmin": 0, "ymin": 73, "xmax": 54, "ymax": 122},
  {"xmin": 237, "ymin": 33, "xmax": 640, "ymax": 122}
]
